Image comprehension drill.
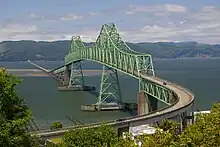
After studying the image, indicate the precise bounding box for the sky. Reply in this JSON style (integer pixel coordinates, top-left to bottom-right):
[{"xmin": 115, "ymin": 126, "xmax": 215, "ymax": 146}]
[{"xmin": 0, "ymin": 0, "xmax": 220, "ymax": 44}]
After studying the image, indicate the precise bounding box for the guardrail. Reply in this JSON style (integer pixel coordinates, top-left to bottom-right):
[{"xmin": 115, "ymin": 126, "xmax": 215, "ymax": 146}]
[{"xmin": 32, "ymin": 74, "xmax": 194, "ymax": 138}]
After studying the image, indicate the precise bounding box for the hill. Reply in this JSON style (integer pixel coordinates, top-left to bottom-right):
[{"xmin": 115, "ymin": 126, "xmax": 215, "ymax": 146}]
[{"xmin": 0, "ymin": 40, "xmax": 220, "ymax": 61}]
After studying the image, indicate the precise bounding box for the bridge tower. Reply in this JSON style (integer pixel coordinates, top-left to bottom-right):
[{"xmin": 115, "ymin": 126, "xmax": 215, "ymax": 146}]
[
  {"xmin": 68, "ymin": 61, "xmax": 84, "ymax": 88},
  {"xmin": 96, "ymin": 65, "xmax": 122, "ymax": 110},
  {"xmin": 29, "ymin": 24, "xmax": 176, "ymax": 113},
  {"xmin": 48, "ymin": 36, "xmax": 96, "ymax": 91}
]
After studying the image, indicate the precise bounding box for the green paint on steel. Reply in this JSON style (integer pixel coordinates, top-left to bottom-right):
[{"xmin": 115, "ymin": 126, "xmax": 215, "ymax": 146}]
[
  {"xmin": 52, "ymin": 66, "xmax": 66, "ymax": 74},
  {"xmin": 68, "ymin": 62, "xmax": 85, "ymax": 87},
  {"xmin": 98, "ymin": 65, "xmax": 122, "ymax": 106},
  {"xmin": 52, "ymin": 23, "xmax": 174, "ymax": 105}
]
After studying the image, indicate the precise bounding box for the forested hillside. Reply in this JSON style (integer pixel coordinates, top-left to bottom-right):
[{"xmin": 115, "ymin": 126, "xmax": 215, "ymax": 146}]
[{"xmin": 0, "ymin": 40, "xmax": 220, "ymax": 61}]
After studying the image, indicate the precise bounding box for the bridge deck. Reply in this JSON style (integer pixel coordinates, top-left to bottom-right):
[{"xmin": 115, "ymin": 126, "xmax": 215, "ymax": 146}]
[
  {"xmin": 34, "ymin": 74, "xmax": 194, "ymax": 137},
  {"xmin": 28, "ymin": 23, "xmax": 195, "ymax": 138},
  {"xmin": 126, "ymin": 75, "xmax": 194, "ymax": 126}
]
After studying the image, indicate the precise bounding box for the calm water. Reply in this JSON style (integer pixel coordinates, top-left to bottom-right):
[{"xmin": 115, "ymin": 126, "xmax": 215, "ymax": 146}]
[{"xmin": 0, "ymin": 58, "xmax": 220, "ymax": 129}]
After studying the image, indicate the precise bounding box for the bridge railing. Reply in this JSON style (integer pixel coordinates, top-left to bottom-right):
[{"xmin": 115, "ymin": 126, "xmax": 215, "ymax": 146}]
[
  {"xmin": 63, "ymin": 23, "xmax": 177, "ymax": 105},
  {"xmin": 65, "ymin": 24, "xmax": 154, "ymax": 77}
]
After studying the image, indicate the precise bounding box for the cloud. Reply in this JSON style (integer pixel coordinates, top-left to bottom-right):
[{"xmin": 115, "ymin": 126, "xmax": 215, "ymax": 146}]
[
  {"xmin": 89, "ymin": 12, "xmax": 97, "ymax": 16},
  {"xmin": 125, "ymin": 4, "xmax": 187, "ymax": 15},
  {"xmin": 26, "ymin": 13, "xmax": 45, "ymax": 20},
  {"xmin": 0, "ymin": 24, "xmax": 37, "ymax": 34},
  {"xmin": 60, "ymin": 13, "xmax": 84, "ymax": 21},
  {"xmin": 190, "ymin": 6, "xmax": 220, "ymax": 22},
  {"xmin": 0, "ymin": 24, "xmax": 38, "ymax": 41},
  {"xmin": 119, "ymin": 22, "xmax": 220, "ymax": 44},
  {"xmin": 0, "ymin": 5, "xmax": 220, "ymax": 44},
  {"xmin": 67, "ymin": 5, "xmax": 220, "ymax": 44},
  {"xmin": 164, "ymin": 4, "xmax": 187, "ymax": 13}
]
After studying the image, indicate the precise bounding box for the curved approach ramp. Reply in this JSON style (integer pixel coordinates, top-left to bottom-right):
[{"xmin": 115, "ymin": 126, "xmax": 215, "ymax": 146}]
[{"xmin": 29, "ymin": 23, "xmax": 195, "ymax": 137}]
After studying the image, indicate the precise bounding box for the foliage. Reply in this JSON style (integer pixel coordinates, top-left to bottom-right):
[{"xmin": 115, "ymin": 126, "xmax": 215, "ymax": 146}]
[
  {"xmin": 177, "ymin": 102, "xmax": 220, "ymax": 147},
  {"xmin": 158, "ymin": 118, "xmax": 179, "ymax": 135},
  {"xmin": 140, "ymin": 119, "xmax": 179, "ymax": 147},
  {"xmin": 0, "ymin": 68, "xmax": 39, "ymax": 147},
  {"xmin": 51, "ymin": 121, "xmax": 63, "ymax": 130},
  {"xmin": 1, "ymin": 41, "xmax": 220, "ymax": 61},
  {"xmin": 62, "ymin": 123, "xmax": 119, "ymax": 147},
  {"xmin": 142, "ymin": 102, "xmax": 220, "ymax": 147},
  {"xmin": 59, "ymin": 102, "xmax": 220, "ymax": 147}
]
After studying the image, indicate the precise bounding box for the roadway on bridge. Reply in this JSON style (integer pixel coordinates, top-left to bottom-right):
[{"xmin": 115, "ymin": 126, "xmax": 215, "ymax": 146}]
[
  {"xmin": 28, "ymin": 23, "xmax": 195, "ymax": 138},
  {"xmin": 34, "ymin": 72, "xmax": 194, "ymax": 138}
]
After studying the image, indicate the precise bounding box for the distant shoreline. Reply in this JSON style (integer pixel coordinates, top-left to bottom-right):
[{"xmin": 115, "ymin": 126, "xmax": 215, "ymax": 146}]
[
  {"xmin": 6, "ymin": 69, "xmax": 104, "ymax": 77},
  {"xmin": 1, "ymin": 57, "xmax": 220, "ymax": 63}
]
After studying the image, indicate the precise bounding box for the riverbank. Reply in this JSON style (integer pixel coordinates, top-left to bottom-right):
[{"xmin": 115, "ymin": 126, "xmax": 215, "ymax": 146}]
[{"xmin": 6, "ymin": 69, "xmax": 104, "ymax": 77}]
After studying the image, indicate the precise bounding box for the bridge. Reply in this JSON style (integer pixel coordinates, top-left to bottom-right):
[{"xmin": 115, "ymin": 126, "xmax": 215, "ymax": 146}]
[{"xmin": 28, "ymin": 23, "xmax": 195, "ymax": 138}]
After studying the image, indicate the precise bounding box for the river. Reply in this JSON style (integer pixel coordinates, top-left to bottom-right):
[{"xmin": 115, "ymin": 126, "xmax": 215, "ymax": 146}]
[{"xmin": 0, "ymin": 58, "xmax": 219, "ymax": 129}]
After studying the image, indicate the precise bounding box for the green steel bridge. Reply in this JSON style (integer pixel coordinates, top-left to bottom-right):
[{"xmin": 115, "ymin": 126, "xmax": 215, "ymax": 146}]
[{"xmin": 29, "ymin": 23, "xmax": 195, "ymax": 138}]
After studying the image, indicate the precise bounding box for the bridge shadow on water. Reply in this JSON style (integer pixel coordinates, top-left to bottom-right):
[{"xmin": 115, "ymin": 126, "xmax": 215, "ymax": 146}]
[{"xmin": 88, "ymin": 90, "xmax": 99, "ymax": 97}]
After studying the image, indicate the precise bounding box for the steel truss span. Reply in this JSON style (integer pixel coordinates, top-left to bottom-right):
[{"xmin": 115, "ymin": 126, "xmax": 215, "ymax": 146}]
[
  {"xmin": 29, "ymin": 23, "xmax": 195, "ymax": 137},
  {"xmin": 64, "ymin": 23, "xmax": 175, "ymax": 105}
]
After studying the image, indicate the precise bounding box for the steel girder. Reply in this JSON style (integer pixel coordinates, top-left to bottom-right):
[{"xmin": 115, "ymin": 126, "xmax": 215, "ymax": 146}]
[
  {"xmin": 98, "ymin": 65, "xmax": 122, "ymax": 105},
  {"xmin": 63, "ymin": 23, "xmax": 174, "ymax": 105},
  {"xmin": 68, "ymin": 62, "xmax": 85, "ymax": 87},
  {"xmin": 139, "ymin": 79, "xmax": 174, "ymax": 105},
  {"xmin": 50, "ymin": 70, "xmax": 66, "ymax": 84},
  {"xmin": 50, "ymin": 65, "xmax": 67, "ymax": 74}
]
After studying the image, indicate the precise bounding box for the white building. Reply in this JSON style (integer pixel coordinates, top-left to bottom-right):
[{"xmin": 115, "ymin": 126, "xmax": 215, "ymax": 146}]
[{"xmin": 123, "ymin": 124, "xmax": 162, "ymax": 146}]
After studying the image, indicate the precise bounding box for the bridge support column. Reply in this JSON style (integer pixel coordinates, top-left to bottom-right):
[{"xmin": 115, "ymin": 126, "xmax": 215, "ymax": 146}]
[
  {"xmin": 137, "ymin": 91, "xmax": 148, "ymax": 115},
  {"xmin": 169, "ymin": 111, "xmax": 188, "ymax": 133},
  {"xmin": 52, "ymin": 67, "xmax": 69, "ymax": 85},
  {"xmin": 138, "ymin": 79, "xmax": 158, "ymax": 115},
  {"xmin": 68, "ymin": 61, "xmax": 85, "ymax": 87},
  {"xmin": 181, "ymin": 111, "xmax": 188, "ymax": 130},
  {"xmin": 96, "ymin": 65, "xmax": 122, "ymax": 111},
  {"xmin": 117, "ymin": 126, "xmax": 129, "ymax": 137},
  {"xmin": 57, "ymin": 62, "xmax": 95, "ymax": 91},
  {"xmin": 137, "ymin": 92, "xmax": 158, "ymax": 115},
  {"xmin": 63, "ymin": 68, "xmax": 70, "ymax": 86}
]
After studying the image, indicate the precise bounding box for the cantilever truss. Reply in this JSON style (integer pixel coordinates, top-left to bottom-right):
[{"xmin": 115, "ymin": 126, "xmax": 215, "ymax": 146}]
[
  {"xmin": 68, "ymin": 61, "xmax": 85, "ymax": 87},
  {"xmin": 97, "ymin": 65, "xmax": 122, "ymax": 105},
  {"xmin": 49, "ymin": 65, "xmax": 68, "ymax": 85},
  {"xmin": 50, "ymin": 23, "xmax": 176, "ymax": 106}
]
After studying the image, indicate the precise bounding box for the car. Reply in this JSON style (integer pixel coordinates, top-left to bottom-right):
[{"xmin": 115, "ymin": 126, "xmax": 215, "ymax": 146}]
[{"xmin": 163, "ymin": 82, "xmax": 167, "ymax": 85}]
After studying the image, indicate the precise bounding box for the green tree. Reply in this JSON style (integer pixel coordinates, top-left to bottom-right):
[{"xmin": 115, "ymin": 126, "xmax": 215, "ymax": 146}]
[
  {"xmin": 58, "ymin": 102, "xmax": 220, "ymax": 147},
  {"xmin": 141, "ymin": 102, "xmax": 220, "ymax": 147},
  {"xmin": 141, "ymin": 119, "xmax": 180, "ymax": 147},
  {"xmin": 63, "ymin": 124, "xmax": 117, "ymax": 147},
  {"xmin": 178, "ymin": 102, "xmax": 220, "ymax": 147},
  {"xmin": 0, "ymin": 68, "xmax": 39, "ymax": 147},
  {"xmin": 51, "ymin": 121, "xmax": 63, "ymax": 130},
  {"xmin": 62, "ymin": 123, "xmax": 137, "ymax": 147}
]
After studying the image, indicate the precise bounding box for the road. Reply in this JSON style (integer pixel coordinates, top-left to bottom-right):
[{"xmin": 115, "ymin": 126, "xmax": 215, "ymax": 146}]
[
  {"xmin": 5, "ymin": 69, "xmax": 105, "ymax": 77},
  {"xmin": 34, "ymin": 73, "xmax": 194, "ymax": 138}
]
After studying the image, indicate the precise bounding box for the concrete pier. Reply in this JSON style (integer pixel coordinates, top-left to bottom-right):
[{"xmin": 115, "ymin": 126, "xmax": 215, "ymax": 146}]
[
  {"xmin": 137, "ymin": 91, "xmax": 148, "ymax": 115},
  {"xmin": 57, "ymin": 85, "xmax": 96, "ymax": 91},
  {"xmin": 137, "ymin": 92, "xmax": 158, "ymax": 116},
  {"xmin": 81, "ymin": 103, "xmax": 137, "ymax": 112},
  {"xmin": 63, "ymin": 69, "xmax": 70, "ymax": 85}
]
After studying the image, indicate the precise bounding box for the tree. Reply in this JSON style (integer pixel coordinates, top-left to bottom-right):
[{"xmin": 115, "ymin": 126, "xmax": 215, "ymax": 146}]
[
  {"xmin": 61, "ymin": 123, "xmax": 137, "ymax": 147},
  {"xmin": 141, "ymin": 102, "xmax": 220, "ymax": 147},
  {"xmin": 56, "ymin": 102, "xmax": 220, "ymax": 147},
  {"xmin": 177, "ymin": 102, "xmax": 220, "ymax": 147},
  {"xmin": 140, "ymin": 119, "xmax": 180, "ymax": 147},
  {"xmin": 51, "ymin": 121, "xmax": 63, "ymax": 130},
  {"xmin": 62, "ymin": 123, "xmax": 117, "ymax": 147},
  {"xmin": 0, "ymin": 68, "xmax": 39, "ymax": 147}
]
